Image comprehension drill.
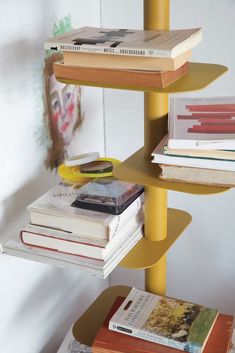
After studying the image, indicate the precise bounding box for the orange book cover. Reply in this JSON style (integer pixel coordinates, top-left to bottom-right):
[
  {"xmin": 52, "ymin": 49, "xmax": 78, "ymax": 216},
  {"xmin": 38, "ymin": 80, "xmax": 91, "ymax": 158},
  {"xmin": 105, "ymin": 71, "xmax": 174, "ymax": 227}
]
[{"xmin": 92, "ymin": 297, "xmax": 234, "ymax": 353}]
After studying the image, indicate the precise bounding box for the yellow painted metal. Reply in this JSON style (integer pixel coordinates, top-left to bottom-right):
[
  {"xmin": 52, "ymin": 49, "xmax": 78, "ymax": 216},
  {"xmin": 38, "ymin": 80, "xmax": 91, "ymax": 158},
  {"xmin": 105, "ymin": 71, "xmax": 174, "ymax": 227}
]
[
  {"xmin": 56, "ymin": 63, "xmax": 228, "ymax": 94},
  {"xmin": 119, "ymin": 208, "xmax": 192, "ymax": 269},
  {"xmin": 143, "ymin": 0, "xmax": 170, "ymax": 296},
  {"xmin": 73, "ymin": 286, "xmax": 131, "ymax": 346},
  {"xmin": 113, "ymin": 148, "xmax": 229, "ymax": 194}
]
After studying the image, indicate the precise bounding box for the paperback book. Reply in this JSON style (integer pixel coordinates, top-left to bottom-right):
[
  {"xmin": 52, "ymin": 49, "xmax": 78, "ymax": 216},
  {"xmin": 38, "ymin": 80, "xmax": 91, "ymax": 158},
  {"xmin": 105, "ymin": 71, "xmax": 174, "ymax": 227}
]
[
  {"xmin": 168, "ymin": 96, "xmax": 235, "ymax": 149},
  {"xmin": 27, "ymin": 181, "xmax": 144, "ymax": 241},
  {"xmin": 93, "ymin": 296, "xmax": 234, "ymax": 353},
  {"xmin": 20, "ymin": 208, "xmax": 143, "ymax": 260},
  {"xmin": 62, "ymin": 49, "xmax": 192, "ymax": 71},
  {"xmin": 108, "ymin": 288, "xmax": 218, "ymax": 353},
  {"xmin": 44, "ymin": 26, "xmax": 202, "ymax": 58},
  {"xmin": 53, "ymin": 61, "xmax": 189, "ymax": 90},
  {"xmin": 151, "ymin": 134, "xmax": 235, "ymax": 172}
]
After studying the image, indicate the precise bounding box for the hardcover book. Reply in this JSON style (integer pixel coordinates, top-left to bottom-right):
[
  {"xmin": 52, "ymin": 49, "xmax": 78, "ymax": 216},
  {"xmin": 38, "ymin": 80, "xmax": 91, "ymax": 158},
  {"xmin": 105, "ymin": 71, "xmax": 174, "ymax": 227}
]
[
  {"xmin": 168, "ymin": 96, "xmax": 235, "ymax": 149},
  {"xmin": 53, "ymin": 61, "xmax": 189, "ymax": 90},
  {"xmin": 27, "ymin": 181, "xmax": 144, "ymax": 241},
  {"xmin": 20, "ymin": 208, "xmax": 143, "ymax": 260},
  {"xmin": 93, "ymin": 297, "xmax": 233, "ymax": 353},
  {"xmin": 151, "ymin": 134, "xmax": 235, "ymax": 172},
  {"xmin": 61, "ymin": 49, "xmax": 192, "ymax": 71},
  {"xmin": 108, "ymin": 288, "xmax": 219, "ymax": 353},
  {"xmin": 44, "ymin": 26, "xmax": 202, "ymax": 58}
]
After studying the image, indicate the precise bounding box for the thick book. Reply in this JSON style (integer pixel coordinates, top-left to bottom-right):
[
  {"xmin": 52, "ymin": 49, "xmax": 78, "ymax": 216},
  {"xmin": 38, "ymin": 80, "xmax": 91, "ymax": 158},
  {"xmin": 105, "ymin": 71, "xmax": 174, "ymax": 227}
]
[
  {"xmin": 27, "ymin": 181, "xmax": 144, "ymax": 241},
  {"xmin": 5, "ymin": 223, "xmax": 143, "ymax": 278},
  {"xmin": 53, "ymin": 61, "xmax": 189, "ymax": 89},
  {"xmin": 20, "ymin": 208, "xmax": 143, "ymax": 260},
  {"xmin": 93, "ymin": 296, "xmax": 233, "ymax": 353},
  {"xmin": 62, "ymin": 50, "xmax": 192, "ymax": 71},
  {"xmin": 44, "ymin": 26, "xmax": 202, "ymax": 59},
  {"xmin": 168, "ymin": 96, "xmax": 235, "ymax": 149},
  {"xmin": 151, "ymin": 134, "xmax": 235, "ymax": 172},
  {"xmin": 159, "ymin": 164, "xmax": 235, "ymax": 187},
  {"xmin": 108, "ymin": 288, "xmax": 219, "ymax": 353}
]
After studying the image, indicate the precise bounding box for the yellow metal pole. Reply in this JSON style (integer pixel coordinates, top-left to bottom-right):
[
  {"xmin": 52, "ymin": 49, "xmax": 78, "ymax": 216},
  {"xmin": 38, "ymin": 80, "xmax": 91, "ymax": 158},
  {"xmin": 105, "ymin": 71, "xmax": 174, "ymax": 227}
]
[{"xmin": 144, "ymin": 0, "xmax": 169, "ymax": 295}]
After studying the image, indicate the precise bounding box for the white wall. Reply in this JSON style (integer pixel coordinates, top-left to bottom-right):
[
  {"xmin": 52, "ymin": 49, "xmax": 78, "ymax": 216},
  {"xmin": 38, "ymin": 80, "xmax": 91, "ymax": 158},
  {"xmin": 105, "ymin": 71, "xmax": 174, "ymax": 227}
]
[
  {"xmin": 104, "ymin": 0, "xmax": 235, "ymax": 318},
  {"xmin": 0, "ymin": 1, "xmax": 108, "ymax": 353}
]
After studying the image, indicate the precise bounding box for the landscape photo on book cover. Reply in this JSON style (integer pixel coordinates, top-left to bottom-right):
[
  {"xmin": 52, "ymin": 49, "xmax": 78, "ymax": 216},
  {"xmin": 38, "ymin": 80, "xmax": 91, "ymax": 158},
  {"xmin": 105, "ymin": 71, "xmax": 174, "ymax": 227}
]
[{"xmin": 141, "ymin": 297, "xmax": 216, "ymax": 346}]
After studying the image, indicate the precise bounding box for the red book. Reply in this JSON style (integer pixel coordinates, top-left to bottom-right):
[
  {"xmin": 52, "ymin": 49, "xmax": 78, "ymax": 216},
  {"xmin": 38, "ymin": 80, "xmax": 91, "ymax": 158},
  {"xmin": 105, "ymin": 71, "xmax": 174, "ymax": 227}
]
[{"xmin": 92, "ymin": 297, "xmax": 234, "ymax": 353}]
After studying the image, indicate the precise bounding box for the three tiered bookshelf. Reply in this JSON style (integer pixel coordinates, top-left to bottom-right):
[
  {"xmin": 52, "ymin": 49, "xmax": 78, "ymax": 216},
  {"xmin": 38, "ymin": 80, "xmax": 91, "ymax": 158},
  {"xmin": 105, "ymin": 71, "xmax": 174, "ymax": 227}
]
[{"xmin": 53, "ymin": 0, "xmax": 232, "ymax": 347}]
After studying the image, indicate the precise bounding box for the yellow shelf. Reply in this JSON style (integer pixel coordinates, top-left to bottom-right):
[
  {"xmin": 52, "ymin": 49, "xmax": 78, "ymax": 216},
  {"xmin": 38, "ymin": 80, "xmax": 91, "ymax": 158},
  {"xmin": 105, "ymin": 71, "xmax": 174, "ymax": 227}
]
[
  {"xmin": 55, "ymin": 62, "xmax": 227, "ymax": 93},
  {"xmin": 72, "ymin": 285, "xmax": 131, "ymax": 346},
  {"xmin": 113, "ymin": 147, "xmax": 229, "ymax": 195},
  {"xmin": 119, "ymin": 207, "xmax": 191, "ymax": 269}
]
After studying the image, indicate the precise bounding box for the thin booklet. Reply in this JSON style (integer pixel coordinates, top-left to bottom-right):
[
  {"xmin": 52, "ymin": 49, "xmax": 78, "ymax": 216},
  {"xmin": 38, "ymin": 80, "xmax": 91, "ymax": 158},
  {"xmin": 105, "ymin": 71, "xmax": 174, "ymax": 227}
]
[{"xmin": 168, "ymin": 96, "xmax": 235, "ymax": 149}]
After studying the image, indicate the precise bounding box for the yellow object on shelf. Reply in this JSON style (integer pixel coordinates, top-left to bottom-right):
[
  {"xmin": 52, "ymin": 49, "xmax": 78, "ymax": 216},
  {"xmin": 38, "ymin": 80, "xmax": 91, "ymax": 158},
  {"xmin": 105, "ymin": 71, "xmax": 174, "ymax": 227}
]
[
  {"xmin": 58, "ymin": 157, "xmax": 121, "ymax": 183},
  {"xmin": 56, "ymin": 63, "xmax": 228, "ymax": 94},
  {"xmin": 119, "ymin": 208, "xmax": 191, "ymax": 269}
]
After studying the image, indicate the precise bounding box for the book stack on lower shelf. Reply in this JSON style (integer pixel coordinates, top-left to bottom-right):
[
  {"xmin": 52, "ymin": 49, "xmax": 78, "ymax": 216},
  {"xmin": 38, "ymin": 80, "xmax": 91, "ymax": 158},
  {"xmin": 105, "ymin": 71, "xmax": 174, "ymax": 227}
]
[
  {"xmin": 16, "ymin": 179, "xmax": 144, "ymax": 278},
  {"xmin": 44, "ymin": 26, "xmax": 203, "ymax": 89},
  {"xmin": 151, "ymin": 96, "xmax": 235, "ymax": 187},
  {"xmin": 91, "ymin": 287, "xmax": 234, "ymax": 353}
]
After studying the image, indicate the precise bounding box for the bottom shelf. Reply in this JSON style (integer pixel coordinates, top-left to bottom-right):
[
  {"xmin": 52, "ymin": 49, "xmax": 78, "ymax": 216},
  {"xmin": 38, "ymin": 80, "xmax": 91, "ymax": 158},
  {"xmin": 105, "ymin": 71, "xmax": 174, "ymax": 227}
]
[{"xmin": 72, "ymin": 285, "xmax": 234, "ymax": 353}]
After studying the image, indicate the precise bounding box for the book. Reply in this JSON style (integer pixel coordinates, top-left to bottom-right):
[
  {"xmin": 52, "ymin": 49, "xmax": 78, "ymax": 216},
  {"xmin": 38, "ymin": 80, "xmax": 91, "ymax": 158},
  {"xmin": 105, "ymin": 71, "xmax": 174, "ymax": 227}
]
[
  {"xmin": 27, "ymin": 181, "xmax": 144, "ymax": 241},
  {"xmin": 164, "ymin": 145, "xmax": 235, "ymax": 161},
  {"xmin": 108, "ymin": 288, "xmax": 219, "ymax": 353},
  {"xmin": 62, "ymin": 50, "xmax": 192, "ymax": 71},
  {"xmin": 53, "ymin": 61, "xmax": 189, "ymax": 89},
  {"xmin": 159, "ymin": 164, "xmax": 235, "ymax": 187},
  {"xmin": 20, "ymin": 208, "xmax": 143, "ymax": 260},
  {"xmin": 93, "ymin": 296, "xmax": 234, "ymax": 353},
  {"xmin": 57, "ymin": 324, "xmax": 91, "ymax": 353},
  {"xmin": 168, "ymin": 96, "xmax": 235, "ymax": 149},
  {"xmin": 151, "ymin": 134, "xmax": 235, "ymax": 172},
  {"xmin": 4, "ymin": 222, "xmax": 143, "ymax": 278},
  {"xmin": 44, "ymin": 26, "xmax": 202, "ymax": 59}
]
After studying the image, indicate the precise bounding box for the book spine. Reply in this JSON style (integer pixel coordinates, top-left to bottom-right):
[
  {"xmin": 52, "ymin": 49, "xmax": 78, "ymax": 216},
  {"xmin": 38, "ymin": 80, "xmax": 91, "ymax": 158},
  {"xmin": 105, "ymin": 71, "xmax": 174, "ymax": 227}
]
[
  {"xmin": 108, "ymin": 322, "xmax": 202, "ymax": 353},
  {"xmin": 45, "ymin": 42, "xmax": 170, "ymax": 58}
]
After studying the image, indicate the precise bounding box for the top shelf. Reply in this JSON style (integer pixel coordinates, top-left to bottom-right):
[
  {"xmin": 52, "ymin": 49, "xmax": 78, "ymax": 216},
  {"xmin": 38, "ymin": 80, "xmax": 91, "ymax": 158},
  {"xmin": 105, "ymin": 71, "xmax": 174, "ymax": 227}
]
[{"xmin": 55, "ymin": 62, "xmax": 228, "ymax": 93}]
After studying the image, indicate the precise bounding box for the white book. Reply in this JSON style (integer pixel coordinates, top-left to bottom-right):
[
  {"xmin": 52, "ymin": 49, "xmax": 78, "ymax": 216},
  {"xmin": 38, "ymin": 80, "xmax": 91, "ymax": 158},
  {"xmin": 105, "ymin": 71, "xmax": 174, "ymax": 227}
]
[
  {"xmin": 44, "ymin": 26, "xmax": 202, "ymax": 59},
  {"xmin": 168, "ymin": 96, "xmax": 235, "ymax": 149},
  {"xmin": 3, "ymin": 223, "xmax": 143, "ymax": 278},
  {"xmin": 56, "ymin": 324, "xmax": 91, "ymax": 353},
  {"xmin": 151, "ymin": 134, "xmax": 235, "ymax": 171},
  {"xmin": 27, "ymin": 182, "xmax": 144, "ymax": 241},
  {"xmin": 20, "ymin": 208, "xmax": 143, "ymax": 260},
  {"xmin": 109, "ymin": 287, "xmax": 218, "ymax": 353}
]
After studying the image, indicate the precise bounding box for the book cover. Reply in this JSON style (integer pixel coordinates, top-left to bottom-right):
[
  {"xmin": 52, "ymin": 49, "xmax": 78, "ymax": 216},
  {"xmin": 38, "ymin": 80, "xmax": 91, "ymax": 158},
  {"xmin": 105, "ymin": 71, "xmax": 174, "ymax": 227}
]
[
  {"xmin": 62, "ymin": 49, "xmax": 192, "ymax": 71},
  {"xmin": 164, "ymin": 145, "xmax": 235, "ymax": 161},
  {"xmin": 151, "ymin": 134, "xmax": 235, "ymax": 172},
  {"xmin": 168, "ymin": 96, "xmax": 235, "ymax": 149},
  {"xmin": 27, "ymin": 181, "xmax": 144, "ymax": 241},
  {"xmin": 44, "ymin": 26, "xmax": 202, "ymax": 58},
  {"xmin": 159, "ymin": 164, "xmax": 235, "ymax": 187},
  {"xmin": 20, "ymin": 208, "xmax": 143, "ymax": 260},
  {"xmin": 93, "ymin": 296, "xmax": 233, "ymax": 353},
  {"xmin": 53, "ymin": 61, "xmax": 189, "ymax": 90},
  {"xmin": 108, "ymin": 288, "xmax": 219, "ymax": 353},
  {"xmin": 57, "ymin": 324, "xmax": 91, "ymax": 353}
]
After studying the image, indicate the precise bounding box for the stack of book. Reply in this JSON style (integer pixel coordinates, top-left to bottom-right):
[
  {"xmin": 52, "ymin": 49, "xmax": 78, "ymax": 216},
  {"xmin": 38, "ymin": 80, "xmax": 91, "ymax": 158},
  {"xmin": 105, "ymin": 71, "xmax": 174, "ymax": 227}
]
[
  {"xmin": 92, "ymin": 287, "xmax": 234, "ymax": 353},
  {"xmin": 44, "ymin": 26, "xmax": 202, "ymax": 89},
  {"xmin": 19, "ymin": 179, "xmax": 144, "ymax": 278},
  {"xmin": 151, "ymin": 96, "xmax": 235, "ymax": 187}
]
